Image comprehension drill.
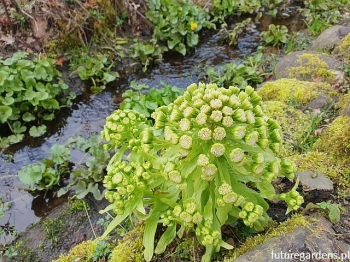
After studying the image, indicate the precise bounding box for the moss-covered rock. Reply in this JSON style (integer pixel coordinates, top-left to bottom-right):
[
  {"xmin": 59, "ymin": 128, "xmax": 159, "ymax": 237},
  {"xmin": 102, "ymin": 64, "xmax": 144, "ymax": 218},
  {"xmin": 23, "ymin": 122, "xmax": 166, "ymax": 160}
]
[
  {"xmin": 313, "ymin": 115, "xmax": 350, "ymax": 161},
  {"xmin": 257, "ymin": 78, "xmax": 331, "ymax": 106},
  {"xmin": 336, "ymin": 93, "xmax": 350, "ymax": 116},
  {"xmin": 263, "ymin": 101, "xmax": 310, "ymax": 156}
]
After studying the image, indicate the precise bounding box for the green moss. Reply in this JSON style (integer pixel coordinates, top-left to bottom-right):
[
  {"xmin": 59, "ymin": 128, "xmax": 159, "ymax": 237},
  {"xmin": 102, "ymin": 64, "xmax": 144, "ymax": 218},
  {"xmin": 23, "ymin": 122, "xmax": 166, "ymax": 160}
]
[
  {"xmin": 227, "ymin": 214, "xmax": 312, "ymax": 260},
  {"xmin": 264, "ymin": 101, "xmax": 310, "ymax": 156},
  {"xmin": 291, "ymin": 151, "xmax": 350, "ymax": 196},
  {"xmin": 69, "ymin": 199, "xmax": 89, "ymax": 213},
  {"xmin": 335, "ymin": 33, "xmax": 350, "ymax": 53},
  {"xmin": 109, "ymin": 224, "xmax": 145, "ymax": 262},
  {"xmin": 43, "ymin": 218, "xmax": 65, "ymax": 243},
  {"xmin": 257, "ymin": 78, "xmax": 329, "ymax": 105},
  {"xmin": 14, "ymin": 241, "xmax": 40, "ymax": 261},
  {"xmin": 336, "ymin": 93, "xmax": 350, "ymax": 115},
  {"xmin": 287, "ymin": 53, "xmax": 335, "ymax": 81},
  {"xmin": 53, "ymin": 238, "xmax": 103, "ymax": 262},
  {"xmin": 313, "ymin": 115, "xmax": 350, "ymax": 161}
]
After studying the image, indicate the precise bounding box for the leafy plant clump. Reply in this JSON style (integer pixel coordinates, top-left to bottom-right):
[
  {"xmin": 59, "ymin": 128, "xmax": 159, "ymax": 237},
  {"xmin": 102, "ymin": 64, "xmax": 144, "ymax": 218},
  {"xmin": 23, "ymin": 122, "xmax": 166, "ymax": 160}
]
[
  {"xmin": 260, "ymin": 24, "xmax": 289, "ymax": 47},
  {"xmin": 100, "ymin": 83, "xmax": 303, "ymax": 261},
  {"xmin": 0, "ymin": 51, "xmax": 76, "ymax": 148},
  {"xmin": 120, "ymin": 81, "xmax": 184, "ymax": 117},
  {"xmin": 18, "ymin": 135, "xmax": 109, "ymax": 199},
  {"xmin": 73, "ymin": 53, "xmax": 119, "ymax": 93}
]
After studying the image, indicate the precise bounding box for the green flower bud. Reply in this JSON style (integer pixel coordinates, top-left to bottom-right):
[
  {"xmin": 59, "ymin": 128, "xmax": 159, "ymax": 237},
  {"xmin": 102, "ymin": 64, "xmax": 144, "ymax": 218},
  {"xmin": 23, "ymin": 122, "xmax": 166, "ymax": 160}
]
[
  {"xmin": 164, "ymin": 126, "xmax": 173, "ymax": 141},
  {"xmin": 263, "ymin": 172, "xmax": 276, "ymax": 182},
  {"xmin": 203, "ymin": 235, "xmax": 214, "ymax": 245},
  {"xmin": 117, "ymin": 187, "xmax": 127, "ymax": 196},
  {"xmin": 198, "ymin": 127, "xmax": 212, "ymax": 141},
  {"xmin": 253, "ymin": 205, "xmax": 264, "ymax": 215},
  {"xmin": 246, "ymin": 110, "xmax": 255, "ymax": 124},
  {"xmin": 252, "ymin": 153, "xmax": 265, "ymax": 164},
  {"xmin": 270, "ymin": 129, "xmax": 283, "ymax": 143},
  {"xmin": 116, "ymin": 124, "xmax": 124, "ymax": 132},
  {"xmin": 210, "ymin": 98, "xmax": 223, "ymax": 109},
  {"xmin": 201, "ymin": 164, "xmax": 217, "ymax": 180},
  {"xmin": 233, "ymin": 109, "xmax": 246, "ymax": 122},
  {"xmin": 228, "ymin": 86, "xmax": 240, "ymax": 95},
  {"xmin": 245, "ymin": 131, "xmax": 259, "ymax": 146},
  {"xmin": 252, "ymin": 163, "xmax": 265, "ymax": 174},
  {"xmin": 201, "ymin": 227, "xmax": 210, "ymax": 235},
  {"xmin": 268, "ymin": 160, "xmax": 281, "ymax": 174},
  {"xmin": 229, "ymin": 148, "xmax": 245, "ymax": 162},
  {"xmin": 232, "ymin": 125, "xmax": 246, "ymax": 140},
  {"xmin": 196, "ymin": 112, "xmax": 207, "ymax": 125},
  {"xmin": 192, "ymin": 212, "xmax": 203, "ymax": 224},
  {"xmin": 223, "ymin": 192, "xmax": 238, "ymax": 203},
  {"xmin": 183, "ymin": 107, "xmax": 197, "ymax": 118},
  {"xmin": 222, "ymin": 106, "xmax": 233, "ymax": 116},
  {"xmin": 255, "ymin": 117, "xmax": 267, "ymax": 127},
  {"xmin": 218, "ymin": 183, "xmax": 232, "ymax": 195},
  {"xmin": 249, "ymin": 91, "xmax": 262, "ymax": 105},
  {"xmin": 210, "ymin": 143, "xmax": 225, "ymax": 157},
  {"xmin": 185, "ymin": 201, "xmax": 196, "ymax": 214},
  {"xmin": 213, "ymin": 127, "xmax": 226, "ymax": 140},
  {"xmin": 169, "ymin": 170, "xmax": 182, "ymax": 183},
  {"xmin": 170, "ymin": 134, "xmax": 179, "ymax": 145},
  {"xmin": 143, "ymin": 161, "xmax": 152, "ymax": 170},
  {"xmin": 218, "ymin": 94, "xmax": 229, "ymax": 104},
  {"xmin": 212, "ymin": 230, "xmax": 220, "ymax": 239},
  {"xmin": 267, "ymin": 118, "xmax": 281, "ymax": 130},
  {"xmin": 136, "ymin": 181, "xmax": 146, "ymax": 189},
  {"xmin": 222, "ymin": 116, "xmax": 234, "ymax": 127},
  {"xmin": 112, "ymin": 173, "xmax": 123, "ymax": 184},
  {"xmin": 193, "ymin": 98, "xmax": 205, "ymax": 108},
  {"xmin": 164, "ymin": 162, "xmax": 176, "ymax": 173},
  {"xmin": 173, "ymin": 206, "xmax": 182, "ymax": 217},
  {"xmin": 247, "ymin": 212, "xmax": 259, "ymax": 223},
  {"xmin": 176, "ymin": 183, "xmax": 187, "ymax": 191},
  {"xmin": 204, "ymin": 220, "xmax": 213, "ymax": 228},
  {"xmin": 187, "ymin": 83, "xmax": 198, "ymax": 93},
  {"xmin": 253, "ymin": 105, "xmax": 264, "ymax": 117},
  {"xmin": 179, "ymin": 118, "xmax": 191, "ymax": 132},
  {"xmin": 243, "ymin": 202, "xmax": 255, "ymax": 212},
  {"xmin": 228, "ymin": 94, "xmax": 240, "ymax": 108},
  {"xmin": 114, "ymin": 208, "xmax": 124, "ymax": 215},
  {"xmin": 105, "ymin": 191, "xmax": 114, "ymax": 202},
  {"xmin": 196, "ymin": 227, "xmax": 201, "ymax": 236},
  {"xmin": 179, "ymin": 135, "xmax": 193, "ymax": 149},
  {"xmin": 277, "ymin": 193, "xmax": 286, "ymax": 200},
  {"xmin": 257, "ymin": 126, "xmax": 267, "ymax": 138},
  {"xmin": 216, "ymin": 197, "xmax": 226, "ymax": 207},
  {"xmin": 142, "ymin": 172, "xmax": 151, "ymax": 180},
  {"xmin": 115, "ymin": 200, "xmax": 124, "ymax": 208},
  {"xmin": 245, "ymin": 86, "xmax": 255, "ymax": 95},
  {"xmin": 210, "ymin": 110, "xmax": 223, "ymax": 122},
  {"xmin": 180, "ymin": 211, "xmax": 192, "ymax": 223},
  {"xmin": 152, "ymin": 111, "xmax": 167, "ymax": 129},
  {"xmin": 281, "ymin": 159, "xmax": 297, "ymax": 174},
  {"xmin": 170, "ymin": 107, "xmax": 182, "ymax": 122},
  {"xmin": 197, "ymin": 154, "xmax": 210, "ymax": 167},
  {"xmin": 239, "ymin": 210, "xmax": 248, "ymax": 219},
  {"xmin": 257, "ymin": 138, "xmax": 269, "ymax": 148},
  {"xmin": 238, "ymin": 92, "xmax": 249, "ymax": 101},
  {"xmin": 241, "ymin": 99, "xmax": 253, "ymax": 110},
  {"xmin": 200, "ymin": 104, "xmax": 211, "ymax": 114},
  {"xmin": 123, "ymin": 165, "xmax": 132, "ymax": 174},
  {"xmin": 243, "ymin": 219, "xmax": 253, "ymax": 227},
  {"xmin": 113, "ymin": 192, "xmax": 121, "ymax": 200}
]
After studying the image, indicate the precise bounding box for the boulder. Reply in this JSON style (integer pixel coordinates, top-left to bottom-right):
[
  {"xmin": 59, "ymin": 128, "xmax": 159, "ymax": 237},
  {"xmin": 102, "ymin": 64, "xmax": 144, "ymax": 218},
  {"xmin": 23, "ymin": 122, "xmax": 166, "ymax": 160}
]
[{"xmin": 311, "ymin": 25, "xmax": 350, "ymax": 51}]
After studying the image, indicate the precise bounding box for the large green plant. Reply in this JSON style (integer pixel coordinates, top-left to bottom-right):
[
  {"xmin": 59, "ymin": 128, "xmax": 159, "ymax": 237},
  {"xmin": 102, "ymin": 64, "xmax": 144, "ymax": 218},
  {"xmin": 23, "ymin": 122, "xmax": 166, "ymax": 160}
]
[
  {"xmin": 100, "ymin": 83, "xmax": 303, "ymax": 261},
  {"xmin": 0, "ymin": 51, "xmax": 76, "ymax": 148},
  {"xmin": 146, "ymin": 0, "xmax": 214, "ymax": 55}
]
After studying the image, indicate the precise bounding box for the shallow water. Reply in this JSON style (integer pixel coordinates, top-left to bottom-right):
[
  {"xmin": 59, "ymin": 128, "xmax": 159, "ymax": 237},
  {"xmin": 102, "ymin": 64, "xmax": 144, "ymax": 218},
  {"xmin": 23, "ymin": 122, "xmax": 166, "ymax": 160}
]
[{"xmin": 0, "ymin": 10, "xmax": 305, "ymax": 244}]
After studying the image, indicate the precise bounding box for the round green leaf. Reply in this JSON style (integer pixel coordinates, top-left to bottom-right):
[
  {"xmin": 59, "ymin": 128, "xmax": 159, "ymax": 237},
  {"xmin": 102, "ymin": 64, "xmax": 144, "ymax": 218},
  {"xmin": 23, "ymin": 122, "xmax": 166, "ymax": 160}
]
[
  {"xmin": 29, "ymin": 125, "xmax": 47, "ymax": 137},
  {"xmin": 0, "ymin": 105, "xmax": 12, "ymax": 123},
  {"xmin": 23, "ymin": 112, "xmax": 36, "ymax": 122}
]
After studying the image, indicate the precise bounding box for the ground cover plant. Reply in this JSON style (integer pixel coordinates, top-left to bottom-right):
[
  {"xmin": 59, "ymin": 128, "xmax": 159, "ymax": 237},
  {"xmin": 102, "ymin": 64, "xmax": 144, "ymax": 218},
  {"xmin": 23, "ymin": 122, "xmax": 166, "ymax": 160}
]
[
  {"xmin": 100, "ymin": 83, "xmax": 303, "ymax": 261},
  {"xmin": 0, "ymin": 51, "xmax": 76, "ymax": 149}
]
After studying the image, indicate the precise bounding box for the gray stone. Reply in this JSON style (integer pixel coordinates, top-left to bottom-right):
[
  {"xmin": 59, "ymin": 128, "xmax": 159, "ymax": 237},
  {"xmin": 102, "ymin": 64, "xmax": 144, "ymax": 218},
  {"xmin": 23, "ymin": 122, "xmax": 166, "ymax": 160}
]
[
  {"xmin": 306, "ymin": 93, "xmax": 333, "ymax": 110},
  {"xmin": 234, "ymin": 216, "xmax": 350, "ymax": 262},
  {"xmin": 311, "ymin": 25, "xmax": 350, "ymax": 51},
  {"xmin": 274, "ymin": 51, "xmax": 340, "ymax": 80}
]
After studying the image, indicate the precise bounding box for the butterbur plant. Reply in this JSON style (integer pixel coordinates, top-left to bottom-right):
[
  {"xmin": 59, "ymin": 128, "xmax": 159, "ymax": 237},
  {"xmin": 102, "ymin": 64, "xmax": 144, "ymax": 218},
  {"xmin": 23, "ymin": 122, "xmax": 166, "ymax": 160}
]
[{"xmin": 100, "ymin": 83, "xmax": 303, "ymax": 261}]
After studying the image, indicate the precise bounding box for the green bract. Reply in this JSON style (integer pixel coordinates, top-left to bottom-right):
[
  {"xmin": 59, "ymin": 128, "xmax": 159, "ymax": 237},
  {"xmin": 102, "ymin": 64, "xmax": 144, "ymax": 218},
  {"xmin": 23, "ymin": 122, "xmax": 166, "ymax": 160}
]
[{"xmin": 101, "ymin": 83, "xmax": 303, "ymax": 262}]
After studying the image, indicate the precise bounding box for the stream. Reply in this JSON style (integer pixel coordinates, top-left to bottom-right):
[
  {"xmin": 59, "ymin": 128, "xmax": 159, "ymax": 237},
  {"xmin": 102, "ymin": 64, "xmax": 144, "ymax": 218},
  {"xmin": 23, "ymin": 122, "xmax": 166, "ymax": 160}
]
[{"xmin": 0, "ymin": 10, "xmax": 305, "ymax": 245}]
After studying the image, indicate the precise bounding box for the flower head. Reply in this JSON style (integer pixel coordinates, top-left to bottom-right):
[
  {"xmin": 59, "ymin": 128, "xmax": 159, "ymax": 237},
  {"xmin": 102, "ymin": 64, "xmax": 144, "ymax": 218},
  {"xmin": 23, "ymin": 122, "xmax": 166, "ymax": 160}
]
[
  {"xmin": 190, "ymin": 21, "xmax": 198, "ymax": 31},
  {"xmin": 210, "ymin": 143, "xmax": 225, "ymax": 157}
]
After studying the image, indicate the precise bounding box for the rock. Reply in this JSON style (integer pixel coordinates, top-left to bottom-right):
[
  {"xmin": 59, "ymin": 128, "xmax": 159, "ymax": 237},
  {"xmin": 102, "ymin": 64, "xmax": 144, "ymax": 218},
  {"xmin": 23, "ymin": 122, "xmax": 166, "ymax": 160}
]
[
  {"xmin": 234, "ymin": 216, "xmax": 350, "ymax": 262},
  {"xmin": 274, "ymin": 51, "xmax": 341, "ymax": 80},
  {"xmin": 297, "ymin": 171, "xmax": 333, "ymax": 192},
  {"xmin": 306, "ymin": 93, "xmax": 333, "ymax": 110},
  {"xmin": 311, "ymin": 25, "xmax": 350, "ymax": 51}
]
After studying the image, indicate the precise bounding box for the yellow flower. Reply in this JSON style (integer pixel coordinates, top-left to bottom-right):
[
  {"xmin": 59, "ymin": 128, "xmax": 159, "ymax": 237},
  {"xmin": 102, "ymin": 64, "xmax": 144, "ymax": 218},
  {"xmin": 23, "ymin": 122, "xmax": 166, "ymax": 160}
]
[{"xmin": 190, "ymin": 21, "xmax": 198, "ymax": 31}]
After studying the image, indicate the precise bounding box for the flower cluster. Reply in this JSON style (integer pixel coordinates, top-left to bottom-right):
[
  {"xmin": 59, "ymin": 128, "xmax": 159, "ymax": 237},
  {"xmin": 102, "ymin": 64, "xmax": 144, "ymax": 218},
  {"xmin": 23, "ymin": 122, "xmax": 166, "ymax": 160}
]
[
  {"xmin": 101, "ymin": 83, "xmax": 303, "ymax": 262},
  {"xmin": 195, "ymin": 220, "xmax": 221, "ymax": 246},
  {"xmin": 101, "ymin": 109, "xmax": 147, "ymax": 150},
  {"xmin": 103, "ymin": 160, "xmax": 157, "ymax": 215}
]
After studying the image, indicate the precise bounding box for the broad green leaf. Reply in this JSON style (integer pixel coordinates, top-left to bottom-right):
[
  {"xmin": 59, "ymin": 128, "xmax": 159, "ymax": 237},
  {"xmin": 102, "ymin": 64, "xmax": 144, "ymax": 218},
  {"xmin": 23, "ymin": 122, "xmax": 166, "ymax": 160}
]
[
  {"xmin": 22, "ymin": 112, "xmax": 36, "ymax": 122},
  {"xmin": 2, "ymin": 96, "xmax": 15, "ymax": 105},
  {"xmin": 175, "ymin": 43, "xmax": 186, "ymax": 56},
  {"xmin": 0, "ymin": 105, "xmax": 12, "ymax": 123},
  {"xmin": 16, "ymin": 59, "xmax": 31, "ymax": 68},
  {"xmin": 18, "ymin": 163, "xmax": 45, "ymax": 189},
  {"xmin": 43, "ymin": 113, "xmax": 54, "ymax": 121},
  {"xmin": 102, "ymin": 211, "xmax": 129, "ymax": 237},
  {"xmin": 143, "ymin": 214, "xmax": 159, "ymax": 262},
  {"xmin": 0, "ymin": 71, "xmax": 9, "ymax": 85},
  {"xmin": 103, "ymin": 72, "xmax": 118, "ymax": 83},
  {"xmin": 256, "ymin": 181, "xmax": 275, "ymax": 199},
  {"xmin": 7, "ymin": 134, "xmax": 24, "ymax": 144},
  {"xmin": 50, "ymin": 144, "xmax": 70, "ymax": 164},
  {"xmin": 155, "ymin": 225, "xmax": 176, "ymax": 254},
  {"xmin": 144, "ymin": 45, "xmax": 155, "ymax": 55},
  {"xmin": 12, "ymin": 121, "xmax": 27, "ymax": 133},
  {"xmin": 34, "ymin": 65, "xmax": 48, "ymax": 80},
  {"xmin": 29, "ymin": 125, "xmax": 47, "ymax": 137}
]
